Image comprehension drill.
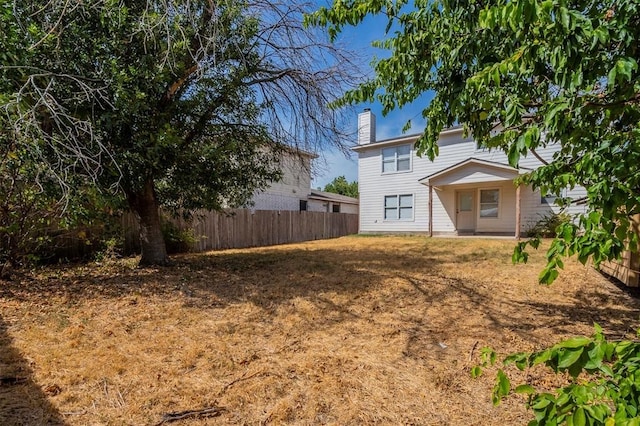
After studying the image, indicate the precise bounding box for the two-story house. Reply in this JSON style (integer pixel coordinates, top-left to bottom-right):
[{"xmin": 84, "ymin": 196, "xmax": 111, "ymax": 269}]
[
  {"xmin": 354, "ymin": 109, "xmax": 585, "ymax": 237},
  {"xmin": 251, "ymin": 149, "xmax": 359, "ymax": 213},
  {"xmin": 251, "ymin": 149, "xmax": 316, "ymax": 211}
]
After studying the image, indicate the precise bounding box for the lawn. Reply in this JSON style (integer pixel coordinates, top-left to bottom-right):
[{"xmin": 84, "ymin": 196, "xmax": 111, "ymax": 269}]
[{"xmin": 1, "ymin": 236, "xmax": 639, "ymax": 425}]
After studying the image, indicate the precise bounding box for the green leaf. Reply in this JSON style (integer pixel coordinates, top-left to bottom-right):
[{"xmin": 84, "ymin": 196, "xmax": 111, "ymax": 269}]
[
  {"xmin": 471, "ymin": 366, "xmax": 483, "ymax": 378},
  {"xmin": 607, "ymin": 66, "xmax": 617, "ymax": 89},
  {"xmin": 556, "ymin": 337, "xmax": 591, "ymax": 349},
  {"xmin": 544, "ymin": 101, "xmax": 569, "ymax": 126},
  {"xmin": 614, "ymin": 57, "xmax": 638, "ymax": 82},
  {"xmin": 531, "ymin": 395, "xmax": 553, "ymax": 410},
  {"xmin": 508, "ymin": 145, "xmax": 520, "ymax": 167},
  {"xmin": 493, "ymin": 369, "xmax": 511, "ymax": 405},
  {"xmin": 539, "ymin": 266, "xmax": 559, "ymax": 284},
  {"xmin": 572, "ymin": 407, "xmax": 586, "ymax": 426},
  {"xmin": 557, "ymin": 348, "xmax": 583, "ymax": 369},
  {"xmin": 515, "ymin": 384, "xmax": 536, "ymax": 395},
  {"xmin": 531, "ymin": 349, "xmax": 553, "ymax": 366}
]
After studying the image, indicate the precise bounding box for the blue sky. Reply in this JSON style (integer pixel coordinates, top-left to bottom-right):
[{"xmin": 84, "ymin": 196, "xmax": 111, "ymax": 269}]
[{"xmin": 311, "ymin": 9, "xmax": 434, "ymax": 189}]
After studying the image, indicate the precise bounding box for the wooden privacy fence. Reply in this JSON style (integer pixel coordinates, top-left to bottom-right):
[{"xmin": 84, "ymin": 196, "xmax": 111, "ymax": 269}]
[
  {"xmin": 600, "ymin": 214, "xmax": 640, "ymax": 287},
  {"xmin": 123, "ymin": 209, "xmax": 359, "ymax": 253}
]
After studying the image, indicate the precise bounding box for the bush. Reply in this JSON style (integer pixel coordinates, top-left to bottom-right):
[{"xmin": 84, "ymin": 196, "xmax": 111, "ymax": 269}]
[
  {"xmin": 93, "ymin": 236, "xmax": 124, "ymax": 263},
  {"xmin": 526, "ymin": 212, "xmax": 572, "ymax": 238},
  {"xmin": 161, "ymin": 220, "xmax": 199, "ymax": 254},
  {"xmin": 0, "ymin": 144, "xmax": 126, "ymax": 274},
  {"xmin": 0, "ymin": 148, "xmax": 65, "ymax": 275}
]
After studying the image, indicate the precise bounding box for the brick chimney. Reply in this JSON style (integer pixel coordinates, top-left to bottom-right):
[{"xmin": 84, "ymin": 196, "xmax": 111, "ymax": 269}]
[{"xmin": 357, "ymin": 108, "xmax": 376, "ymax": 145}]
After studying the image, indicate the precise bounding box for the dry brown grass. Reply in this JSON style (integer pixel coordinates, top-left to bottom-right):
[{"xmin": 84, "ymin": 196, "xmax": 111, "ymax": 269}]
[{"xmin": 1, "ymin": 235, "xmax": 639, "ymax": 425}]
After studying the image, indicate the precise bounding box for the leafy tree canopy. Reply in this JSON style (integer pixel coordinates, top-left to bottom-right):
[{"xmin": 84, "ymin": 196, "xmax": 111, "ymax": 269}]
[
  {"xmin": 307, "ymin": 0, "xmax": 640, "ymax": 283},
  {"xmin": 323, "ymin": 175, "xmax": 358, "ymax": 198},
  {"xmin": 1, "ymin": 0, "xmax": 360, "ymax": 265}
]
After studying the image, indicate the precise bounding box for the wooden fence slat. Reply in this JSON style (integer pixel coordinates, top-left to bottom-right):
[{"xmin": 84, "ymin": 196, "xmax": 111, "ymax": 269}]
[
  {"xmin": 600, "ymin": 214, "xmax": 640, "ymax": 287},
  {"xmin": 120, "ymin": 209, "xmax": 358, "ymax": 254}
]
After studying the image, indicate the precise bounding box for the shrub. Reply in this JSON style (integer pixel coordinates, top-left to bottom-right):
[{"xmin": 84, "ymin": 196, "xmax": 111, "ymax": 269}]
[
  {"xmin": 0, "ymin": 144, "xmax": 126, "ymax": 274},
  {"xmin": 526, "ymin": 212, "xmax": 572, "ymax": 238},
  {"xmin": 0, "ymin": 148, "xmax": 65, "ymax": 275},
  {"xmin": 161, "ymin": 220, "xmax": 199, "ymax": 254}
]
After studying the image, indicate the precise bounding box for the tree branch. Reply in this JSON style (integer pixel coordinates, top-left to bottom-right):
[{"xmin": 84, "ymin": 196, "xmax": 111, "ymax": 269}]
[
  {"xmin": 244, "ymin": 69, "xmax": 298, "ymax": 86},
  {"xmin": 584, "ymin": 92, "xmax": 640, "ymax": 108},
  {"xmin": 159, "ymin": 64, "xmax": 199, "ymax": 106},
  {"xmin": 529, "ymin": 148, "xmax": 549, "ymax": 165}
]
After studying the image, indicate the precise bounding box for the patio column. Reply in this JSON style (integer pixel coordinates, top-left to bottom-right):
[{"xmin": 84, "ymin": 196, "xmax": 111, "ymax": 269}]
[
  {"xmin": 428, "ymin": 184, "xmax": 433, "ymax": 237},
  {"xmin": 515, "ymin": 184, "xmax": 521, "ymax": 240}
]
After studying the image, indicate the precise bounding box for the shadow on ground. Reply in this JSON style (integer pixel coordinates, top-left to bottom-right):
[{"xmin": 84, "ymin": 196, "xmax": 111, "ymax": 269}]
[
  {"xmin": 0, "ymin": 315, "xmax": 65, "ymax": 425},
  {"xmin": 2, "ymin": 238, "xmax": 640, "ymax": 356}
]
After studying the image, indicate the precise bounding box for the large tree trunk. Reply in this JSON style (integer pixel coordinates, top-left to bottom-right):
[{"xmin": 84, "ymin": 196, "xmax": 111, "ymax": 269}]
[{"xmin": 127, "ymin": 178, "xmax": 169, "ymax": 266}]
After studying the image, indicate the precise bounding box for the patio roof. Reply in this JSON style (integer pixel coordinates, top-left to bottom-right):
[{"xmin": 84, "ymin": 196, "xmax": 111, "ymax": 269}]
[{"xmin": 418, "ymin": 158, "xmax": 531, "ymax": 187}]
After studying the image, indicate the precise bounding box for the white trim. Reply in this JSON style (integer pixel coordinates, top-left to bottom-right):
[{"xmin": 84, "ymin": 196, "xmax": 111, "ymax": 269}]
[
  {"xmin": 419, "ymin": 157, "xmax": 527, "ymax": 185},
  {"xmin": 381, "ymin": 144, "xmax": 413, "ymax": 174},
  {"xmin": 352, "ymin": 134, "xmax": 421, "ymax": 152},
  {"xmin": 479, "ymin": 188, "xmax": 501, "ymax": 219},
  {"xmin": 383, "ymin": 193, "xmax": 415, "ymax": 221},
  {"xmin": 352, "ymin": 126, "xmax": 466, "ymax": 153},
  {"xmin": 438, "ymin": 125, "xmax": 465, "ymax": 136}
]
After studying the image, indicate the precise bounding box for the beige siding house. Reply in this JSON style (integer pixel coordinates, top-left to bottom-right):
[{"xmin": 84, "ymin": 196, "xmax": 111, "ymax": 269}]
[
  {"xmin": 251, "ymin": 150, "xmax": 359, "ymax": 213},
  {"xmin": 354, "ymin": 110, "xmax": 586, "ymax": 236},
  {"xmin": 251, "ymin": 150, "xmax": 315, "ymax": 211},
  {"xmin": 308, "ymin": 189, "xmax": 359, "ymax": 214}
]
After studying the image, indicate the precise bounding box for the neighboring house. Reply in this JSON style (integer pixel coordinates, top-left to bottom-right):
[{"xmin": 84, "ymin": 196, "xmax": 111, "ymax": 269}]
[
  {"xmin": 308, "ymin": 189, "xmax": 359, "ymax": 214},
  {"xmin": 251, "ymin": 149, "xmax": 359, "ymax": 213},
  {"xmin": 354, "ymin": 109, "xmax": 586, "ymax": 236},
  {"xmin": 251, "ymin": 149, "xmax": 316, "ymax": 211}
]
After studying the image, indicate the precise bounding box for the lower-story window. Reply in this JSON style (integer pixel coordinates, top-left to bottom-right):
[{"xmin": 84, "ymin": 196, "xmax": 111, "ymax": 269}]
[
  {"xmin": 384, "ymin": 194, "xmax": 413, "ymax": 220},
  {"xmin": 479, "ymin": 189, "xmax": 499, "ymax": 218}
]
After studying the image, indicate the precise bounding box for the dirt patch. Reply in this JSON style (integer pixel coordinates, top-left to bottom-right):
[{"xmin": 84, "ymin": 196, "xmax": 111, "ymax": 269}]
[{"xmin": 1, "ymin": 236, "xmax": 638, "ymax": 425}]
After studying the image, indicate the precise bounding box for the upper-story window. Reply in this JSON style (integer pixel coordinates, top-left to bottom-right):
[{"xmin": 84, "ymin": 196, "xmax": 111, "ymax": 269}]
[{"xmin": 382, "ymin": 145, "xmax": 411, "ymax": 173}]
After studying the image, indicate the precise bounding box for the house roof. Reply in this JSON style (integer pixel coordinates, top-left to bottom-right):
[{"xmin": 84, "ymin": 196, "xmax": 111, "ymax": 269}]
[
  {"xmin": 419, "ymin": 158, "xmax": 531, "ymax": 186},
  {"xmin": 308, "ymin": 189, "xmax": 359, "ymax": 205},
  {"xmin": 281, "ymin": 144, "xmax": 319, "ymax": 159},
  {"xmin": 351, "ymin": 125, "xmax": 465, "ymax": 152}
]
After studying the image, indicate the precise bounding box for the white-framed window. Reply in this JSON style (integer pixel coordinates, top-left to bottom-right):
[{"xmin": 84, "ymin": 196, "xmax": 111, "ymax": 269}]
[
  {"xmin": 384, "ymin": 194, "xmax": 414, "ymax": 220},
  {"xmin": 479, "ymin": 189, "xmax": 500, "ymax": 218},
  {"xmin": 382, "ymin": 145, "xmax": 411, "ymax": 173}
]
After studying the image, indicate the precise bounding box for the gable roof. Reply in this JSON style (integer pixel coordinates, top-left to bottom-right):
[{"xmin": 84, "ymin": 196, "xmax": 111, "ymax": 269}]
[
  {"xmin": 308, "ymin": 189, "xmax": 359, "ymax": 205},
  {"xmin": 351, "ymin": 125, "xmax": 466, "ymax": 152},
  {"xmin": 280, "ymin": 144, "xmax": 318, "ymax": 159},
  {"xmin": 419, "ymin": 158, "xmax": 531, "ymax": 186}
]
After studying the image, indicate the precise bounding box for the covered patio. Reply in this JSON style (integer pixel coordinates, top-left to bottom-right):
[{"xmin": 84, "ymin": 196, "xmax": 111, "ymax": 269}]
[{"xmin": 419, "ymin": 158, "xmax": 531, "ymax": 238}]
